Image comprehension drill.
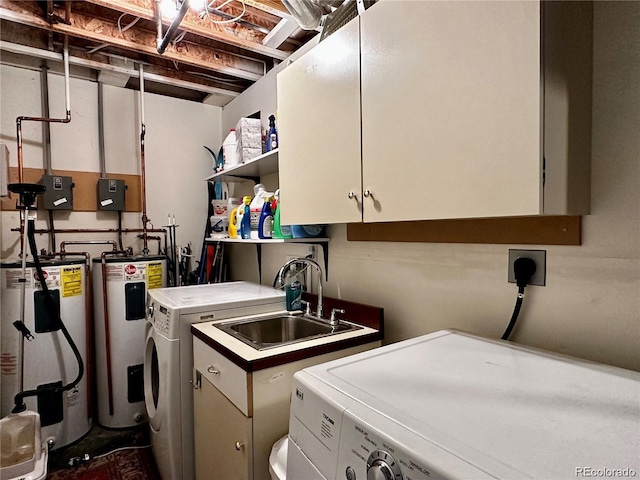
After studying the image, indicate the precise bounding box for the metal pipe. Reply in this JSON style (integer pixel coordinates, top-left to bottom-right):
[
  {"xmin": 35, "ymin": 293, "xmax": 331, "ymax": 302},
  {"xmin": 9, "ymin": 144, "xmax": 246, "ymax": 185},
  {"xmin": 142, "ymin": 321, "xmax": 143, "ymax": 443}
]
[
  {"xmin": 15, "ymin": 43, "xmax": 71, "ymax": 257},
  {"xmin": 157, "ymin": 0, "xmax": 190, "ymax": 55},
  {"xmin": 117, "ymin": 211, "xmax": 124, "ymax": 250},
  {"xmin": 40, "ymin": 61, "xmax": 52, "ymax": 175},
  {"xmin": 12, "ymin": 227, "xmax": 167, "ymax": 234},
  {"xmin": 60, "ymin": 240, "xmax": 117, "ymax": 253},
  {"xmin": 139, "ymin": 64, "xmax": 149, "ymax": 255},
  {"xmin": 98, "ymin": 82, "xmax": 106, "ymax": 178},
  {"xmin": 48, "ymin": 210, "xmax": 56, "ymax": 253}
]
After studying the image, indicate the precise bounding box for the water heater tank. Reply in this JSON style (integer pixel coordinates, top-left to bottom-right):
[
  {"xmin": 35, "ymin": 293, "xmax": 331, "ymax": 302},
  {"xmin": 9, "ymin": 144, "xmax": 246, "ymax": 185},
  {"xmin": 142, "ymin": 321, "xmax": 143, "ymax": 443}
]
[
  {"xmin": 92, "ymin": 255, "xmax": 167, "ymax": 428},
  {"xmin": 1, "ymin": 258, "xmax": 91, "ymax": 450}
]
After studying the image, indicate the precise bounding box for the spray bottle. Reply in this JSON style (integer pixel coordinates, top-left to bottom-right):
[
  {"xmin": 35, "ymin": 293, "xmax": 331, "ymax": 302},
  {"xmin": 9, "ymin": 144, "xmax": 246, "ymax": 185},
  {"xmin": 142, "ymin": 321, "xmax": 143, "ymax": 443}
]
[
  {"xmin": 266, "ymin": 114, "xmax": 278, "ymax": 152},
  {"xmin": 240, "ymin": 196, "xmax": 251, "ymax": 240}
]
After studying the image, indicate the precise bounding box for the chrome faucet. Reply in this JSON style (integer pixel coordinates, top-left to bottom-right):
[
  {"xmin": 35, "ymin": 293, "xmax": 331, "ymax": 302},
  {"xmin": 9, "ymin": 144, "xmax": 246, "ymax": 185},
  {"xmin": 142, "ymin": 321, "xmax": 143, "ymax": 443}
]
[{"xmin": 277, "ymin": 257, "xmax": 324, "ymax": 319}]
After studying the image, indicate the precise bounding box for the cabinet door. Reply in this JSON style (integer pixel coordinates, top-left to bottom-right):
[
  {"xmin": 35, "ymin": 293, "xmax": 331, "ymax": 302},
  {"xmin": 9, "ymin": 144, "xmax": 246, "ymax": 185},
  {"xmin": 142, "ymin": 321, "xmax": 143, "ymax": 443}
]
[
  {"xmin": 277, "ymin": 17, "xmax": 362, "ymax": 225},
  {"xmin": 194, "ymin": 375, "xmax": 252, "ymax": 480},
  {"xmin": 360, "ymin": 0, "xmax": 542, "ymax": 222}
]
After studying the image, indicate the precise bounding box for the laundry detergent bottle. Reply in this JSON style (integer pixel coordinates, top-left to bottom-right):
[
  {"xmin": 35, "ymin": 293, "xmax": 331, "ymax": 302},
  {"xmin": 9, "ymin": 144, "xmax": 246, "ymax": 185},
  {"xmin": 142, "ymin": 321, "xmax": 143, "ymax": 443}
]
[
  {"xmin": 249, "ymin": 184, "xmax": 272, "ymax": 239},
  {"xmin": 240, "ymin": 195, "xmax": 252, "ymax": 239},
  {"xmin": 228, "ymin": 206, "xmax": 239, "ymax": 239},
  {"xmin": 258, "ymin": 197, "xmax": 273, "ymax": 239}
]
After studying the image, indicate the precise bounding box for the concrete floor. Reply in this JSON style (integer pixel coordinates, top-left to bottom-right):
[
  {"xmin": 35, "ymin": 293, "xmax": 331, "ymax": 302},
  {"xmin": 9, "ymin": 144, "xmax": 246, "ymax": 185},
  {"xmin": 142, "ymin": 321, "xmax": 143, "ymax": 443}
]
[{"xmin": 48, "ymin": 423, "xmax": 151, "ymax": 472}]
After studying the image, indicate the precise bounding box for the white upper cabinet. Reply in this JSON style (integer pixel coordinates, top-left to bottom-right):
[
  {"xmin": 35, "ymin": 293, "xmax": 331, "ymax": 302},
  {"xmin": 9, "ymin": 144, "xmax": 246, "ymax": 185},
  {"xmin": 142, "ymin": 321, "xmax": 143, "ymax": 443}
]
[
  {"xmin": 277, "ymin": 0, "xmax": 592, "ymax": 225},
  {"xmin": 277, "ymin": 18, "xmax": 362, "ymax": 225}
]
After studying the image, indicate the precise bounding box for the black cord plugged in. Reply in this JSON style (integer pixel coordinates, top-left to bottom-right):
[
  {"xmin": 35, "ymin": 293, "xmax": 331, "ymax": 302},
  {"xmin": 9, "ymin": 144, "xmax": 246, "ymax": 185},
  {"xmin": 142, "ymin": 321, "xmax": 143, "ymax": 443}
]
[{"xmin": 501, "ymin": 257, "xmax": 537, "ymax": 341}]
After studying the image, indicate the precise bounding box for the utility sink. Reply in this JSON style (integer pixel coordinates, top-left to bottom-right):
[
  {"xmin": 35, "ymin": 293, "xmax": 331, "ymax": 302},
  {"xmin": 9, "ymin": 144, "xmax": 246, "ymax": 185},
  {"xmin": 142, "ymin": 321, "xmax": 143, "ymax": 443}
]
[{"xmin": 215, "ymin": 313, "xmax": 361, "ymax": 351}]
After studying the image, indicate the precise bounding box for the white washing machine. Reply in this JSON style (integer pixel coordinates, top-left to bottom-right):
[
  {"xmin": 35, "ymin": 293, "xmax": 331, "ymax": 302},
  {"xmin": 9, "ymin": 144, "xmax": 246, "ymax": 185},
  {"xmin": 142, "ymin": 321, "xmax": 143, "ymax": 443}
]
[
  {"xmin": 287, "ymin": 330, "xmax": 640, "ymax": 479},
  {"xmin": 143, "ymin": 282, "xmax": 285, "ymax": 480}
]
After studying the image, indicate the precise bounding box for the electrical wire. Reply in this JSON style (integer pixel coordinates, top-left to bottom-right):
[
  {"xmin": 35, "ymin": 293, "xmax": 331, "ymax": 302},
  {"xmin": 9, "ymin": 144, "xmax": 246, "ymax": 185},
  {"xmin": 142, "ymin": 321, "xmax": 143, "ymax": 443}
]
[
  {"xmin": 95, "ymin": 444, "xmax": 152, "ymax": 459},
  {"xmin": 200, "ymin": 0, "xmax": 246, "ymax": 25},
  {"xmin": 87, "ymin": 14, "xmax": 140, "ymax": 54},
  {"xmin": 501, "ymin": 285, "xmax": 525, "ymax": 341}
]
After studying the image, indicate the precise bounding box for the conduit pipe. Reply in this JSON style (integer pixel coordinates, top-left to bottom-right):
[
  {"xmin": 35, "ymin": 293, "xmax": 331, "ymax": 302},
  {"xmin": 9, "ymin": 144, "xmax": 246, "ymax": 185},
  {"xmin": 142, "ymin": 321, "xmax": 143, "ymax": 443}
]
[
  {"xmin": 97, "ymin": 83, "xmax": 125, "ymax": 250},
  {"xmin": 156, "ymin": 0, "xmax": 190, "ymax": 55},
  {"xmin": 139, "ymin": 64, "xmax": 150, "ymax": 255}
]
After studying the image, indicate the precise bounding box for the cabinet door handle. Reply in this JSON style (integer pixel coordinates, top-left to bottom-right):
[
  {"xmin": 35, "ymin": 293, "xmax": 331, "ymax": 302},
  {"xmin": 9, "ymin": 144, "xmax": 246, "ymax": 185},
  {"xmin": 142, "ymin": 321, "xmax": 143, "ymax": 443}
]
[
  {"xmin": 235, "ymin": 441, "xmax": 244, "ymax": 451},
  {"xmin": 363, "ymin": 189, "xmax": 372, "ymax": 198},
  {"xmin": 207, "ymin": 366, "xmax": 219, "ymax": 375},
  {"xmin": 348, "ymin": 191, "xmax": 357, "ymax": 200}
]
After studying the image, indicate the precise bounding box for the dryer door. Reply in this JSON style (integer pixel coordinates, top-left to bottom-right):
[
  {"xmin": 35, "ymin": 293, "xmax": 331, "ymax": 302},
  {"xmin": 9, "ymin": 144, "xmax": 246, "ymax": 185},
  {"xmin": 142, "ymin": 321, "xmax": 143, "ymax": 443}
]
[{"xmin": 144, "ymin": 324, "xmax": 177, "ymax": 431}]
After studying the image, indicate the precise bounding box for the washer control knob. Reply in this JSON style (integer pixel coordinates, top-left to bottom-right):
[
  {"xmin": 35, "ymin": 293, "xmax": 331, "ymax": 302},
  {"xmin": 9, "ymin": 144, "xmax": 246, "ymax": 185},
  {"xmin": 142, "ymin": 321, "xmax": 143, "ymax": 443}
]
[
  {"xmin": 346, "ymin": 466, "xmax": 357, "ymax": 480},
  {"xmin": 367, "ymin": 451, "xmax": 402, "ymax": 480}
]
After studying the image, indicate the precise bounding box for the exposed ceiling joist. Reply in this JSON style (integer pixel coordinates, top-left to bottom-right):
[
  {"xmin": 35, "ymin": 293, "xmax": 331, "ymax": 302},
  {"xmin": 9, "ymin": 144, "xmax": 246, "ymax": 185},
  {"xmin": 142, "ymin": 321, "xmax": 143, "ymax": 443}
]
[
  {"xmin": 0, "ymin": 1, "xmax": 265, "ymax": 80},
  {"xmin": 0, "ymin": 41, "xmax": 240, "ymax": 101},
  {"xmin": 83, "ymin": 0, "xmax": 292, "ymax": 60}
]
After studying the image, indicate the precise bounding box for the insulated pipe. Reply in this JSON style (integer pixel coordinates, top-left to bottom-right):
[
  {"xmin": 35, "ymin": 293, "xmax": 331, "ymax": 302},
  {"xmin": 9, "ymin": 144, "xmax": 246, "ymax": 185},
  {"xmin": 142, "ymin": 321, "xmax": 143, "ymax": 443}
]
[
  {"xmin": 100, "ymin": 249, "xmax": 133, "ymax": 416},
  {"xmin": 157, "ymin": 0, "xmax": 190, "ymax": 54},
  {"xmin": 139, "ymin": 64, "xmax": 149, "ymax": 255}
]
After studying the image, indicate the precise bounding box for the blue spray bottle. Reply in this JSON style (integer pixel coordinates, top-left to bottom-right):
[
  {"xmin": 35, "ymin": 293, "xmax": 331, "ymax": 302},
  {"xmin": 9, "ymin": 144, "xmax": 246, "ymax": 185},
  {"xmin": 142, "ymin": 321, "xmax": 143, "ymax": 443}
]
[{"xmin": 266, "ymin": 114, "xmax": 278, "ymax": 152}]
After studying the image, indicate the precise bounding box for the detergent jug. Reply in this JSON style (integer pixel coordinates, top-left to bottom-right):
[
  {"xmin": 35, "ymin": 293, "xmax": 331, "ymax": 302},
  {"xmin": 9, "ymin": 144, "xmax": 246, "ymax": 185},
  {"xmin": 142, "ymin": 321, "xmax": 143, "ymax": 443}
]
[{"xmin": 249, "ymin": 184, "xmax": 272, "ymax": 239}]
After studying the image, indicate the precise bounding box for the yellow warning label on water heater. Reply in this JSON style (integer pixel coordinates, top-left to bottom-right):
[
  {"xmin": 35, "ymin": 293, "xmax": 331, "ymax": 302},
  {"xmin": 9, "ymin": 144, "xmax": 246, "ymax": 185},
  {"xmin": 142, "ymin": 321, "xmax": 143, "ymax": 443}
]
[
  {"xmin": 147, "ymin": 262, "xmax": 163, "ymax": 289},
  {"xmin": 61, "ymin": 266, "xmax": 83, "ymax": 297}
]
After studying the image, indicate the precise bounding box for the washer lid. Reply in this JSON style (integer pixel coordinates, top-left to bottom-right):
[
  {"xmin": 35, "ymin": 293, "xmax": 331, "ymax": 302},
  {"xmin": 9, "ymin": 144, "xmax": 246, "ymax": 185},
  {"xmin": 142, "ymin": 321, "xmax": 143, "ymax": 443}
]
[
  {"xmin": 305, "ymin": 330, "xmax": 640, "ymax": 478},
  {"xmin": 147, "ymin": 281, "xmax": 284, "ymax": 313}
]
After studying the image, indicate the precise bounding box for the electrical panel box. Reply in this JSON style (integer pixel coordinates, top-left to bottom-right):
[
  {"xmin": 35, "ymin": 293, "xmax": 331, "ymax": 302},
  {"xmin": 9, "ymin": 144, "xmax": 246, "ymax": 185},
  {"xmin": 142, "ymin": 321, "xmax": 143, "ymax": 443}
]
[
  {"xmin": 97, "ymin": 178, "xmax": 126, "ymax": 211},
  {"xmin": 41, "ymin": 175, "xmax": 74, "ymax": 210}
]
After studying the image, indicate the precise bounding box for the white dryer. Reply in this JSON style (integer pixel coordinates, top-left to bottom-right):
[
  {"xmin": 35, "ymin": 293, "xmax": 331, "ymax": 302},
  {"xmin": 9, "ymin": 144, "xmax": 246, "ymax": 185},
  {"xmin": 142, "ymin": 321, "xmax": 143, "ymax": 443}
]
[
  {"xmin": 144, "ymin": 282, "xmax": 285, "ymax": 480},
  {"xmin": 288, "ymin": 330, "xmax": 640, "ymax": 479}
]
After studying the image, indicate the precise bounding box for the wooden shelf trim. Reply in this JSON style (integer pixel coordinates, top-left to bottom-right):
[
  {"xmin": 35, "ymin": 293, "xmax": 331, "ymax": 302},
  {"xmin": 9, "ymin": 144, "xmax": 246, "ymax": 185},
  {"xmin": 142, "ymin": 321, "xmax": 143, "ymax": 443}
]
[{"xmin": 347, "ymin": 216, "xmax": 582, "ymax": 246}]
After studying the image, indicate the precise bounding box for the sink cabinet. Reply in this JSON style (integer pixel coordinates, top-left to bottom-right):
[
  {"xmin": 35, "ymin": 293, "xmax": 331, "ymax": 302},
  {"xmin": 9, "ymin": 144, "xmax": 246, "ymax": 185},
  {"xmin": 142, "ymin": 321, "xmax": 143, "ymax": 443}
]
[
  {"xmin": 277, "ymin": 1, "xmax": 592, "ymax": 225},
  {"xmin": 192, "ymin": 335, "xmax": 380, "ymax": 480}
]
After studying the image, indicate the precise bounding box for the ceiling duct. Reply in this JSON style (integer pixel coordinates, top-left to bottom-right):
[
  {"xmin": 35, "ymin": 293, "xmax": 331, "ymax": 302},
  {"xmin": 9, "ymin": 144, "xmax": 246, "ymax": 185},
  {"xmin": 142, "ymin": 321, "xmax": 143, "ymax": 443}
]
[{"xmin": 280, "ymin": 0, "xmax": 324, "ymax": 30}]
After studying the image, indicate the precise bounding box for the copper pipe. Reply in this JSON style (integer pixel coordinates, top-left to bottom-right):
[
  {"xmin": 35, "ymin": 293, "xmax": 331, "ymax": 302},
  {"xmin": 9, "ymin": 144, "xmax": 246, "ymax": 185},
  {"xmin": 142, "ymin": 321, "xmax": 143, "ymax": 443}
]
[
  {"xmin": 100, "ymin": 249, "xmax": 132, "ymax": 416},
  {"xmin": 60, "ymin": 240, "xmax": 117, "ymax": 253},
  {"xmin": 16, "ymin": 44, "xmax": 71, "ymax": 184},
  {"xmin": 12, "ymin": 227, "xmax": 169, "ymax": 259},
  {"xmin": 12, "ymin": 227, "xmax": 167, "ymax": 234},
  {"xmin": 15, "ymin": 43, "xmax": 71, "ymax": 257}
]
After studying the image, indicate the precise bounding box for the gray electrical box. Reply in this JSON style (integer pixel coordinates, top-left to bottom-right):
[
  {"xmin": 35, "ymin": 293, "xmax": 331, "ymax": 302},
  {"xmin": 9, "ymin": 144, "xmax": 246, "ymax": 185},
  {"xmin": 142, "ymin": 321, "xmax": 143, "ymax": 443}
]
[
  {"xmin": 97, "ymin": 178, "xmax": 126, "ymax": 211},
  {"xmin": 41, "ymin": 175, "xmax": 74, "ymax": 210}
]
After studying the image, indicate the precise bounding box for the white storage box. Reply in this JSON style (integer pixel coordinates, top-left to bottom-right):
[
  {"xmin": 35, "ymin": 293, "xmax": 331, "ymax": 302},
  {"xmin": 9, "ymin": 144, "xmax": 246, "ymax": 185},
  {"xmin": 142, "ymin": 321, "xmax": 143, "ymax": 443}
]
[{"xmin": 235, "ymin": 117, "xmax": 262, "ymax": 163}]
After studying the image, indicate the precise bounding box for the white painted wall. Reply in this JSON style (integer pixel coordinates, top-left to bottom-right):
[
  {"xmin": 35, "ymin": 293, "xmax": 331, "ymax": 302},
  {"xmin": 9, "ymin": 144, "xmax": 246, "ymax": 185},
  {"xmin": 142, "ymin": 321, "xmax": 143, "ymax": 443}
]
[
  {"xmin": 223, "ymin": 2, "xmax": 640, "ymax": 372},
  {"xmin": 0, "ymin": 62, "xmax": 222, "ymax": 271}
]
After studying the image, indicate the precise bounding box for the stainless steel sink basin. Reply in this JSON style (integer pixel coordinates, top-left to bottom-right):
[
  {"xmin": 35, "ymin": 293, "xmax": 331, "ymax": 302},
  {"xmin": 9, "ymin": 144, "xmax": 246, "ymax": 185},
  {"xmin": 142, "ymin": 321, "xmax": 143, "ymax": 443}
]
[{"xmin": 215, "ymin": 313, "xmax": 361, "ymax": 350}]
